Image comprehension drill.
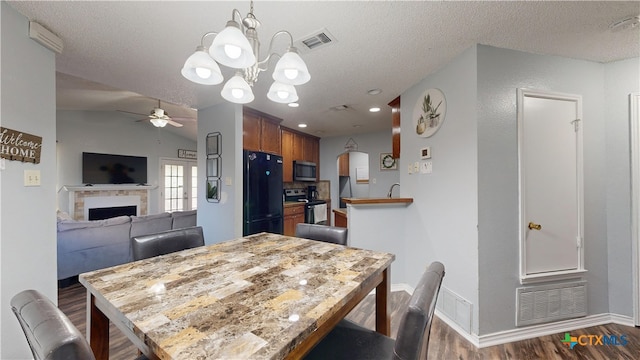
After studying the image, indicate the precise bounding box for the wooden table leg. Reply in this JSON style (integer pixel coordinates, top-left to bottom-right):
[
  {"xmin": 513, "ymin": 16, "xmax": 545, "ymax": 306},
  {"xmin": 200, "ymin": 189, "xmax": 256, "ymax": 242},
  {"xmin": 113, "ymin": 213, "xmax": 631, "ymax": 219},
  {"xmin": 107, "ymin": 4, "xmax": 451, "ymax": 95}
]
[
  {"xmin": 375, "ymin": 267, "xmax": 391, "ymax": 336},
  {"xmin": 88, "ymin": 294, "xmax": 110, "ymax": 360}
]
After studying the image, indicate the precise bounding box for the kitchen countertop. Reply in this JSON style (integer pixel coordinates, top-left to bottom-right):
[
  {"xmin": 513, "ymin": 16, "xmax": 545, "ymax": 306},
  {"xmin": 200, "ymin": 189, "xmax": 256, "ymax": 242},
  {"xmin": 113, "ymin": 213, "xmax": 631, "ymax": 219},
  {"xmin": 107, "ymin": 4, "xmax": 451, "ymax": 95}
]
[
  {"xmin": 284, "ymin": 199, "xmax": 330, "ymax": 208},
  {"xmin": 342, "ymin": 197, "xmax": 413, "ymax": 205}
]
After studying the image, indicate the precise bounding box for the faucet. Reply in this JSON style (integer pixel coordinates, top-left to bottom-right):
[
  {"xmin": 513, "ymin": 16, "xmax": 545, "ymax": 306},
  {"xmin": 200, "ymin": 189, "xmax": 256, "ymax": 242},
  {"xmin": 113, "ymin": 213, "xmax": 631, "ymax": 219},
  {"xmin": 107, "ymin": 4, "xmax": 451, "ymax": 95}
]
[{"xmin": 387, "ymin": 183, "xmax": 400, "ymax": 198}]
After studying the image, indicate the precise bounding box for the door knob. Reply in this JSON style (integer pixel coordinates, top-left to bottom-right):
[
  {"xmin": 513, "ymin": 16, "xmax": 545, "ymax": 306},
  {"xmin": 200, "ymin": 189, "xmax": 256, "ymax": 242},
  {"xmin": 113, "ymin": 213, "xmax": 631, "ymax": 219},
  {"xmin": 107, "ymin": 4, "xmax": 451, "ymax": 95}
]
[{"xmin": 528, "ymin": 222, "xmax": 542, "ymax": 230}]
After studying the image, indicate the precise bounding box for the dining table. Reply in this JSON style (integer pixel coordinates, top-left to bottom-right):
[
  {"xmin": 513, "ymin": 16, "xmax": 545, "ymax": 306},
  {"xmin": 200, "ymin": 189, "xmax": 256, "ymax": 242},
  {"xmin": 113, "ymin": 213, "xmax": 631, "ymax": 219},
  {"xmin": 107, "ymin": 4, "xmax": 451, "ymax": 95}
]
[{"xmin": 79, "ymin": 232, "xmax": 395, "ymax": 359}]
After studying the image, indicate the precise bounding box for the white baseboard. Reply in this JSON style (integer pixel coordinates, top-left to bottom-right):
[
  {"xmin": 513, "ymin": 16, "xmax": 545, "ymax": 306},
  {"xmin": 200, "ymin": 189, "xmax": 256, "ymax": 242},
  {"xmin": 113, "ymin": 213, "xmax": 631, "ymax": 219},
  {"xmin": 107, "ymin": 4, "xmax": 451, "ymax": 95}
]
[{"xmin": 435, "ymin": 311, "xmax": 635, "ymax": 349}]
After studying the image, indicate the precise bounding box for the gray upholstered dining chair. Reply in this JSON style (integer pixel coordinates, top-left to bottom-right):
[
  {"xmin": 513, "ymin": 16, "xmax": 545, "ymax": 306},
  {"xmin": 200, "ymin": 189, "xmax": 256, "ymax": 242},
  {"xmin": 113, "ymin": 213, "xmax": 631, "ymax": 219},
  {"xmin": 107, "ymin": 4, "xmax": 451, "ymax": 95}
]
[
  {"xmin": 11, "ymin": 289, "xmax": 97, "ymax": 360},
  {"xmin": 295, "ymin": 223, "xmax": 348, "ymax": 245},
  {"xmin": 131, "ymin": 226, "xmax": 204, "ymax": 261},
  {"xmin": 305, "ymin": 261, "xmax": 445, "ymax": 360}
]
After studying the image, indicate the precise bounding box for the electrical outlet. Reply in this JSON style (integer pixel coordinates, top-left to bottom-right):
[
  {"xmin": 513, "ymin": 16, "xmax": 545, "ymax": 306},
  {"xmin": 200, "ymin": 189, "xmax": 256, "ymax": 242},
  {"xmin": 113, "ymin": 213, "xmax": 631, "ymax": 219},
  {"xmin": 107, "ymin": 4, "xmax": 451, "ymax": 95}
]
[
  {"xmin": 413, "ymin": 162, "xmax": 419, "ymax": 173},
  {"xmin": 24, "ymin": 169, "xmax": 41, "ymax": 186},
  {"xmin": 225, "ymin": 177, "xmax": 232, "ymax": 186}
]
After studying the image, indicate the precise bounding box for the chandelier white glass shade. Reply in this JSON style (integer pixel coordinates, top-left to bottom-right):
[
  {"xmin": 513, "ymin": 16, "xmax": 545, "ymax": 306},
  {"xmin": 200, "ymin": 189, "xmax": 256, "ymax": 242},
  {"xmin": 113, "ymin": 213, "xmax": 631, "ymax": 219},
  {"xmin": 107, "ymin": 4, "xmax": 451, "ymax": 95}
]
[
  {"xmin": 221, "ymin": 72, "xmax": 255, "ymax": 104},
  {"xmin": 181, "ymin": 2, "xmax": 310, "ymax": 105},
  {"xmin": 267, "ymin": 81, "xmax": 298, "ymax": 103},
  {"xmin": 180, "ymin": 46, "xmax": 223, "ymax": 85}
]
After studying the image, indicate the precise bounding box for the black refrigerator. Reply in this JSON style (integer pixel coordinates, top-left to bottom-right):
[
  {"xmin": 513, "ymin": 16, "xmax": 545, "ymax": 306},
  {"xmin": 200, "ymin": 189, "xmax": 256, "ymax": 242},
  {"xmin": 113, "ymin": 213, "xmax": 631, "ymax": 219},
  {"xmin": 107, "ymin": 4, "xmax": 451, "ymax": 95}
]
[{"xmin": 243, "ymin": 150, "xmax": 284, "ymax": 236}]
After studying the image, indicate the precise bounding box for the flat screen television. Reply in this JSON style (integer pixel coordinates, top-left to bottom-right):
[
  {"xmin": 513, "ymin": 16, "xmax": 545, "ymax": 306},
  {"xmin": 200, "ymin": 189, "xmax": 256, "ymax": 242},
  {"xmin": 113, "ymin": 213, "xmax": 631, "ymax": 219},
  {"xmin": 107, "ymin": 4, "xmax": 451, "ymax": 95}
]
[{"xmin": 82, "ymin": 152, "xmax": 147, "ymax": 185}]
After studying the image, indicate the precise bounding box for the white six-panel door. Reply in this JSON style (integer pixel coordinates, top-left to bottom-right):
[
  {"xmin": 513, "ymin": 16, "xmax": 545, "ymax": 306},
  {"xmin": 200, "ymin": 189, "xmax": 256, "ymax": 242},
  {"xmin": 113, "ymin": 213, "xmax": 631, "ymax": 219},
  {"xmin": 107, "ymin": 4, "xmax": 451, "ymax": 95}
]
[{"xmin": 518, "ymin": 89, "xmax": 584, "ymax": 283}]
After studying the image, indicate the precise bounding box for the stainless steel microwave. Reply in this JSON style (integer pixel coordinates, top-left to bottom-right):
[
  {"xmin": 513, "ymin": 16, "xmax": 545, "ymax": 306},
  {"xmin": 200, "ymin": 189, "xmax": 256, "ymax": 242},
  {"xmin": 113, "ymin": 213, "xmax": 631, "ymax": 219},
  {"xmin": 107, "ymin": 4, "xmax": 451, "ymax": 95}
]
[{"xmin": 293, "ymin": 161, "xmax": 317, "ymax": 182}]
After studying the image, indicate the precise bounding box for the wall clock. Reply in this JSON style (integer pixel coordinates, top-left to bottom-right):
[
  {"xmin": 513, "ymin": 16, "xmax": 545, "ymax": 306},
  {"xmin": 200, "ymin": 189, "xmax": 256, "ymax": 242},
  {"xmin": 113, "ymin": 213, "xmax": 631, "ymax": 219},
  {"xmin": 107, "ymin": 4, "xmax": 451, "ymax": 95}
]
[{"xmin": 413, "ymin": 88, "xmax": 447, "ymax": 138}]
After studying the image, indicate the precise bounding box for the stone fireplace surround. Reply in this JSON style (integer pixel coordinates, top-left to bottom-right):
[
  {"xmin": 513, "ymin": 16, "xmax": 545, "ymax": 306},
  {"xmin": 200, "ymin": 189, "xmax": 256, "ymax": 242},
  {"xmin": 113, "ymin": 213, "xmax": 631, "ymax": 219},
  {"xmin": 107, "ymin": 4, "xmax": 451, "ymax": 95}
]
[{"xmin": 64, "ymin": 185, "xmax": 156, "ymax": 220}]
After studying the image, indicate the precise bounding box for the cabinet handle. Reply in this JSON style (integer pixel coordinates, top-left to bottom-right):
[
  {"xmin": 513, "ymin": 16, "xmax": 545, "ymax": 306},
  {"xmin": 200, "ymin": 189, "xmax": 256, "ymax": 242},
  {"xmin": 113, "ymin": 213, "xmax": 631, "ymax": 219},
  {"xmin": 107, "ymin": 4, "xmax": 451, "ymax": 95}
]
[{"xmin": 528, "ymin": 222, "xmax": 542, "ymax": 230}]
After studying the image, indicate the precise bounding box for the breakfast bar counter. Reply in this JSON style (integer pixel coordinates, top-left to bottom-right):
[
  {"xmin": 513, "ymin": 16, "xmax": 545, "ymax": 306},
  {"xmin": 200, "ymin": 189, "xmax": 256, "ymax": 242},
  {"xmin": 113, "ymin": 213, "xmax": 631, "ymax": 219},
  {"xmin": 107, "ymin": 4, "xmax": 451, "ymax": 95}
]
[{"xmin": 80, "ymin": 232, "xmax": 394, "ymax": 359}]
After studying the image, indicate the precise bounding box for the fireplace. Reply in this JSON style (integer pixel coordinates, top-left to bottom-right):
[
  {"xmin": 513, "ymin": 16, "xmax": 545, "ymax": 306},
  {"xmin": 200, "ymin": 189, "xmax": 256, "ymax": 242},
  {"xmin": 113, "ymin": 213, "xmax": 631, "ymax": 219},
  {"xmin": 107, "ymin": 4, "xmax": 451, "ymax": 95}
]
[
  {"xmin": 64, "ymin": 185, "xmax": 153, "ymax": 220},
  {"xmin": 88, "ymin": 205, "xmax": 137, "ymax": 220}
]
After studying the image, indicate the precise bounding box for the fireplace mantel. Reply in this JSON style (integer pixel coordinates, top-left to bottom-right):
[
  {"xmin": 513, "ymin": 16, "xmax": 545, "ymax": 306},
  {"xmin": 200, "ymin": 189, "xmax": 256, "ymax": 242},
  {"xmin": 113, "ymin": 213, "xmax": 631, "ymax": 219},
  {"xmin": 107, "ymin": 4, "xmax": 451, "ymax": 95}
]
[
  {"xmin": 64, "ymin": 184, "xmax": 157, "ymax": 220},
  {"xmin": 63, "ymin": 184, "xmax": 157, "ymax": 191}
]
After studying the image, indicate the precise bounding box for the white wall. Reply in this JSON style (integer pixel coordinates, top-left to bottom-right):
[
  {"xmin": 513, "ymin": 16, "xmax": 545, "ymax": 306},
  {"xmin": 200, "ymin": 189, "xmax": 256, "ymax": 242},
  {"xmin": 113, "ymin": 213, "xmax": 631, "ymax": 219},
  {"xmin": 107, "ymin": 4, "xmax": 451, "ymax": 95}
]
[
  {"xmin": 56, "ymin": 110, "xmax": 197, "ymax": 214},
  {"xmin": 1, "ymin": 2, "xmax": 58, "ymax": 358},
  {"xmin": 197, "ymin": 103, "xmax": 243, "ymax": 244},
  {"xmin": 605, "ymin": 58, "xmax": 640, "ymax": 316},
  {"xmin": 476, "ymin": 45, "xmax": 611, "ymax": 335},
  {"xmin": 400, "ymin": 45, "xmax": 480, "ymax": 333}
]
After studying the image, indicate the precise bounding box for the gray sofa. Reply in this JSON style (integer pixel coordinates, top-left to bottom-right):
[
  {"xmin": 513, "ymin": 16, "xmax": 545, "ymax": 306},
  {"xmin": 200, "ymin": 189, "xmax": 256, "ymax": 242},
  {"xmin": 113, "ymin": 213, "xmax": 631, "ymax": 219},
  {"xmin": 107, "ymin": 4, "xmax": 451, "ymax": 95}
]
[{"xmin": 57, "ymin": 210, "xmax": 196, "ymax": 280}]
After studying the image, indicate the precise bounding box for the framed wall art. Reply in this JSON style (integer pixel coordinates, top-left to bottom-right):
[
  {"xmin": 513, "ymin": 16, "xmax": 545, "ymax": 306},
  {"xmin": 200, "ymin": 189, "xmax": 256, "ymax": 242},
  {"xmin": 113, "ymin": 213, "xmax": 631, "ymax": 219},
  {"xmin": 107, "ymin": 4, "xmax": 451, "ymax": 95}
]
[
  {"xmin": 413, "ymin": 88, "xmax": 447, "ymax": 138},
  {"xmin": 380, "ymin": 153, "xmax": 397, "ymax": 170}
]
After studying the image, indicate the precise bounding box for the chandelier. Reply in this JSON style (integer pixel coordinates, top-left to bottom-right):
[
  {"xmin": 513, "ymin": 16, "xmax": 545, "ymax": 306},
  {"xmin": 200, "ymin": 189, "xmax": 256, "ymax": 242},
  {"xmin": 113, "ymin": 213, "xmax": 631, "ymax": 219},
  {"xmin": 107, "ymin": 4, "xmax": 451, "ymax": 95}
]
[{"xmin": 181, "ymin": 1, "xmax": 310, "ymax": 105}]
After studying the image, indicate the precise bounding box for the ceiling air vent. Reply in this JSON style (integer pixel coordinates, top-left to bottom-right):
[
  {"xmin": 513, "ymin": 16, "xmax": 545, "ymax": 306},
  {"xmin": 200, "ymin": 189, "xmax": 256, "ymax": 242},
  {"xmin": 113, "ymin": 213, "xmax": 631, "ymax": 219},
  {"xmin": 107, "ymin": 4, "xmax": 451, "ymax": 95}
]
[
  {"xmin": 29, "ymin": 21, "xmax": 63, "ymax": 54},
  {"xmin": 295, "ymin": 28, "xmax": 337, "ymax": 54}
]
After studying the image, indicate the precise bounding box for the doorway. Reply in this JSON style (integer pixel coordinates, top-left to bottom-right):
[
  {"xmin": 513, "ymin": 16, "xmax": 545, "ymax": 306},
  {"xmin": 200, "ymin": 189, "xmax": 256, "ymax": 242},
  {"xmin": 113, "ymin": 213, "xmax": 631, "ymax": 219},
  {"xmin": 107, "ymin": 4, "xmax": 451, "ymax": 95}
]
[
  {"xmin": 160, "ymin": 159, "xmax": 198, "ymax": 212},
  {"xmin": 517, "ymin": 88, "xmax": 584, "ymax": 283}
]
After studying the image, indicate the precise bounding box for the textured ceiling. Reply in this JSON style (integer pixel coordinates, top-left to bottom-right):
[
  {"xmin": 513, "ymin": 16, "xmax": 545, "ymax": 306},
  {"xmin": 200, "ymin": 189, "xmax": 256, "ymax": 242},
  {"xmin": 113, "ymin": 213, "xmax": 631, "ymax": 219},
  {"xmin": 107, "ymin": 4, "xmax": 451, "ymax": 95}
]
[{"xmin": 7, "ymin": 1, "xmax": 640, "ymax": 141}]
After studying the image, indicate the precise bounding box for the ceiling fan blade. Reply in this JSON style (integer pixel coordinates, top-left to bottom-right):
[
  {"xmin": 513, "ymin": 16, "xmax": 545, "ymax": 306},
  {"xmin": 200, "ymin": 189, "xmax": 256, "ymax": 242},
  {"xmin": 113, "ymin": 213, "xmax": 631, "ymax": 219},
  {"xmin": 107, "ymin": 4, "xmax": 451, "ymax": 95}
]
[
  {"xmin": 118, "ymin": 109, "xmax": 147, "ymax": 116},
  {"xmin": 169, "ymin": 117, "xmax": 196, "ymax": 122},
  {"xmin": 167, "ymin": 119, "xmax": 184, "ymax": 128}
]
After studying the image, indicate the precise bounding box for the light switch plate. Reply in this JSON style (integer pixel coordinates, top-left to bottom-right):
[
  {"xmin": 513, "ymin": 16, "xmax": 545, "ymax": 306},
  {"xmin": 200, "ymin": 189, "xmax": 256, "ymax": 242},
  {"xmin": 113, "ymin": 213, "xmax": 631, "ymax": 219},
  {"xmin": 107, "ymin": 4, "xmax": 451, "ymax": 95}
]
[
  {"xmin": 225, "ymin": 177, "xmax": 232, "ymax": 186},
  {"xmin": 24, "ymin": 169, "xmax": 41, "ymax": 186},
  {"xmin": 420, "ymin": 161, "xmax": 433, "ymax": 174},
  {"xmin": 413, "ymin": 162, "xmax": 420, "ymax": 173}
]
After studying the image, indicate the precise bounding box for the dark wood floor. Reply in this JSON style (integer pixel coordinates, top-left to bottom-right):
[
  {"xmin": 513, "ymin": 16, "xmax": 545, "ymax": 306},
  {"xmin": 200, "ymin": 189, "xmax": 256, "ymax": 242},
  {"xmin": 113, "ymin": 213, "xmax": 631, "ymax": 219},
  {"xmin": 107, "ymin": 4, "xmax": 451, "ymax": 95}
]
[{"xmin": 59, "ymin": 283, "xmax": 640, "ymax": 359}]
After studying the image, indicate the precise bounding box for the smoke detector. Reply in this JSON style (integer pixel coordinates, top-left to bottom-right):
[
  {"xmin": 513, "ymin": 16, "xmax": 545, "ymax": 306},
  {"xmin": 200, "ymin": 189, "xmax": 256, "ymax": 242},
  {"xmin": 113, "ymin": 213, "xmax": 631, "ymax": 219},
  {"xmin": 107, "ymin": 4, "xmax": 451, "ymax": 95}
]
[{"xmin": 609, "ymin": 15, "xmax": 640, "ymax": 32}]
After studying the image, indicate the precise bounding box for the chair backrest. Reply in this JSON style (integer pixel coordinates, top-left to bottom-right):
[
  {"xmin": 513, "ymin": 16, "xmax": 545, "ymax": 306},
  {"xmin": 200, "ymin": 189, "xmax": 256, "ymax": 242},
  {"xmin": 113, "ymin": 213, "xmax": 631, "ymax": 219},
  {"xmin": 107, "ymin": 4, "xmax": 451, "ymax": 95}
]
[
  {"xmin": 131, "ymin": 226, "xmax": 204, "ymax": 261},
  {"xmin": 10, "ymin": 289, "xmax": 96, "ymax": 360},
  {"xmin": 393, "ymin": 262, "xmax": 445, "ymax": 360},
  {"xmin": 295, "ymin": 223, "xmax": 348, "ymax": 245}
]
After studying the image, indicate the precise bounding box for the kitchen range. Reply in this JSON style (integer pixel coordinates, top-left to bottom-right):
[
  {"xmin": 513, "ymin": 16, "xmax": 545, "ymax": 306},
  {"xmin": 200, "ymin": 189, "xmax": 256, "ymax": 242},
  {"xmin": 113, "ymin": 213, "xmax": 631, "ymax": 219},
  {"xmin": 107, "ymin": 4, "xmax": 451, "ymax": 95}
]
[{"xmin": 284, "ymin": 187, "xmax": 327, "ymax": 225}]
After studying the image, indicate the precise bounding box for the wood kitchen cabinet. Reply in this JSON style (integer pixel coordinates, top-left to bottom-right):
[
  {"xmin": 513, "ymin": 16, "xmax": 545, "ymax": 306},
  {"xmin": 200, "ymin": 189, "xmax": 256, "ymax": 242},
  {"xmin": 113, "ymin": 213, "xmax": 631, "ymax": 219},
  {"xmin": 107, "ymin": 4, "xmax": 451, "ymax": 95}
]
[
  {"xmin": 243, "ymin": 107, "xmax": 282, "ymax": 155},
  {"xmin": 389, "ymin": 96, "xmax": 401, "ymax": 159},
  {"xmin": 284, "ymin": 204, "xmax": 305, "ymax": 236},
  {"xmin": 281, "ymin": 128, "xmax": 320, "ymax": 182},
  {"xmin": 338, "ymin": 152, "xmax": 349, "ymax": 177}
]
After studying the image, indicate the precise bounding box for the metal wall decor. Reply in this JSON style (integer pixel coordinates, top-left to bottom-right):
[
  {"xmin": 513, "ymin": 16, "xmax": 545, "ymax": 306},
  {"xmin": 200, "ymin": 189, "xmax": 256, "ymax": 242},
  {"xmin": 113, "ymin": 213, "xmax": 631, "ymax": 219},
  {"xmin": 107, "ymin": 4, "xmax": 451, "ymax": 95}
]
[{"xmin": 206, "ymin": 132, "xmax": 221, "ymax": 202}]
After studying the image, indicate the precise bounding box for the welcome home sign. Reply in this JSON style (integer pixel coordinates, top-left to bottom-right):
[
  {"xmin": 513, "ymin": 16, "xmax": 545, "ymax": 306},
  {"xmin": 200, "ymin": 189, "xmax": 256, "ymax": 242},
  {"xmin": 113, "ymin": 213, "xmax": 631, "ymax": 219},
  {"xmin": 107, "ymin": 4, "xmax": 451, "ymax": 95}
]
[{"xmin": 0, "ymin": 127, "xmax": 42, "ymax": 164}]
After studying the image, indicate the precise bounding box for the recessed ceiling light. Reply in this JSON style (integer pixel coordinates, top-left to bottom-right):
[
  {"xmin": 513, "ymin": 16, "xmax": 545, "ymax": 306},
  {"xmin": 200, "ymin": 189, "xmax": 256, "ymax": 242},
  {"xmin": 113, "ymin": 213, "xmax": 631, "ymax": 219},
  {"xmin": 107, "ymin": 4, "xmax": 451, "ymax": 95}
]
[
  {"xmin": 288, "ymin": 102, "xmax": 299, "ymax": 108},
  {"xmin": 332, "ymin": 105, "xmax": 349, "ymax": 111},
  {"xmin": 369, "ymin": 107, "xmax": 381, "ymax": 112},
  {"xmin": 367, "ymin": 89, "xmax": 382, "ymax": 95},
  {"xmin": 298, "ymin": 123, "xmax": 307, "ymax": 128}
]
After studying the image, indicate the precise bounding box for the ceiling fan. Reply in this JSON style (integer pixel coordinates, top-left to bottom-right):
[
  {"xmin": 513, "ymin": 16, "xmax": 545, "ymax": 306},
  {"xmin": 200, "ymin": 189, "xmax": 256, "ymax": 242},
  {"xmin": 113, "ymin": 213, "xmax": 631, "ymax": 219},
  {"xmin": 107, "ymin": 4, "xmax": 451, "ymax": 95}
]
[{"xmin": 118, "ymin": 100, "xmax": 193, "ymax": 128}]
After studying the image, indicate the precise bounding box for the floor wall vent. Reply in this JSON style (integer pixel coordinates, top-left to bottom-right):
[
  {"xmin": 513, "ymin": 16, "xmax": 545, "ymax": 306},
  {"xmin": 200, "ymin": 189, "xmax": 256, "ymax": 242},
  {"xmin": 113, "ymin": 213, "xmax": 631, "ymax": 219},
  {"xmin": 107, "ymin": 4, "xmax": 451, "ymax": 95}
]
[
  {"xmin": 437, "ymin": 286, "xmax": 472, "ymax": 333},
  {"xmin": 516, "ymin": 281, "xmax": 587, "ymax": 327}
]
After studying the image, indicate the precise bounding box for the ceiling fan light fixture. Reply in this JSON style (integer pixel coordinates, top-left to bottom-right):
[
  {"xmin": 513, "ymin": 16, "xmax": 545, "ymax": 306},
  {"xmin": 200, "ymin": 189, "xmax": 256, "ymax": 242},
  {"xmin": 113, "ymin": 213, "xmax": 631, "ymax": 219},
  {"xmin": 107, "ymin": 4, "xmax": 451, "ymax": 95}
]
[
  {"xmin": 181, "ymin": 47, "xmax": 223, "ymax": 85},
  {"xmin": 272, "ymin": 48, "xmax": 310, "ymax": 85},
  {"xmin": 150, "ymin": 118, "xmax": 169, "ymax": 127},
  {"xmin": 209, "ymin": 20, "xmax": 255, "ymax": 69},
  {"xmin": 267, "ymin": 81, "xmax": 298, "ymax": 103},
  {"xmin": 221, "ymin": 73, "xmax": 255, "ymax": 104}
]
